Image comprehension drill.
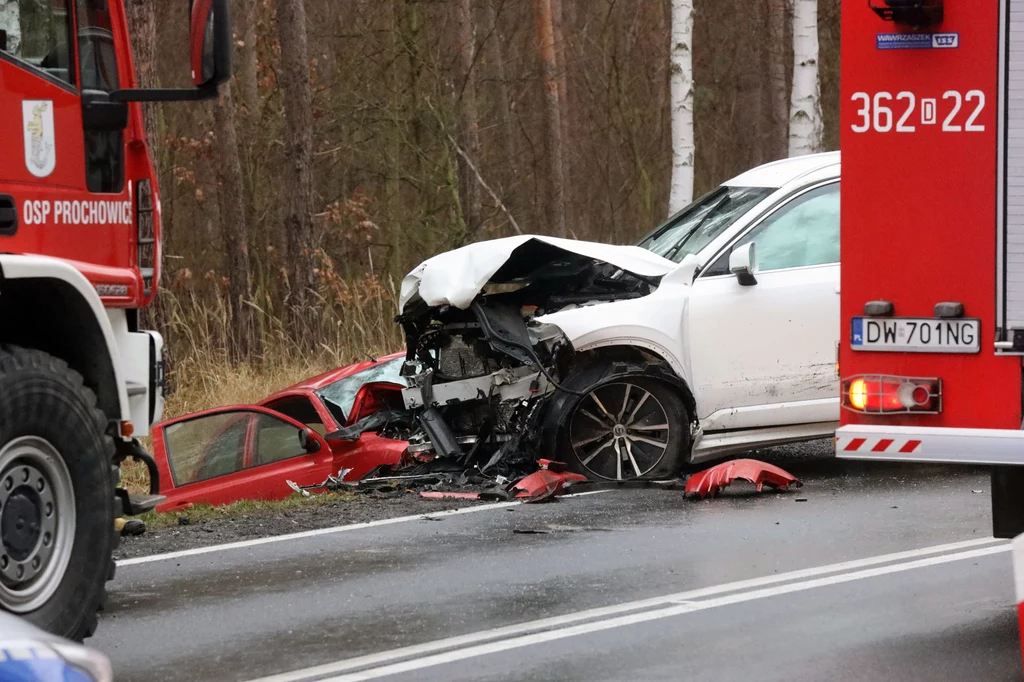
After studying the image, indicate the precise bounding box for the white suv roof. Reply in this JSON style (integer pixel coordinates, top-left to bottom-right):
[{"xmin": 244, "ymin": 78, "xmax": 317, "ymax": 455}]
[{"xmin": 726, "ymin": 151, "xmax": 841, "ymax": 189}]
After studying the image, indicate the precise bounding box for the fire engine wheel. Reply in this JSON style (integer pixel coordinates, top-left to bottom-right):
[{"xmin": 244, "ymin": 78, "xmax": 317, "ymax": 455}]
[
  {"xmin": 562, "ymin": 376, "xmax": 688, "ymax": 482},
  {"xmin": 0, "ymin": 345, "xmax": 116, "ymax": 642}
]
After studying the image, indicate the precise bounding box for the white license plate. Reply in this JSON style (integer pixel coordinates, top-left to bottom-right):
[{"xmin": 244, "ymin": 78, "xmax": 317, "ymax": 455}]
[{"xmin": 851, "ymin": 317, "xmax": 981, "ymax": 353}]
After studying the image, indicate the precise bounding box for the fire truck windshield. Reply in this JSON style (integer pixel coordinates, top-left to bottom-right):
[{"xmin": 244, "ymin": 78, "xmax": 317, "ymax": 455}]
[
  {"xmin": 76, "ymin": 0, "xmax": 118, "ymax": 92},
  {"xmin": 0, "ymin": 0, "xmax": 74, "ymax": 86}
]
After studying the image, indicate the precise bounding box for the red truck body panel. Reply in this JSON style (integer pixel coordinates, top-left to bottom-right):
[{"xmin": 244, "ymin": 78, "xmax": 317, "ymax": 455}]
[
  {"xmin": 0, "ymin": 0, "xmax": 160, "ymax": 308},
  {"xmin": 839, "ymin": 1, "xmax": 1022, "ymax": 430}
]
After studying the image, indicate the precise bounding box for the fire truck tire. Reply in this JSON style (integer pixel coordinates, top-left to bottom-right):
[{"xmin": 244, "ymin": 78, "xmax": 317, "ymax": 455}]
[{"xmin": 0, "ymin": 345, "xmax": 116, "ymax": 642}]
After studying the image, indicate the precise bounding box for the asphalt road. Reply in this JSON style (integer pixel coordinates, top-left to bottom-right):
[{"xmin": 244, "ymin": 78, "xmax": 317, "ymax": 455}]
[{"xmin": 92, "ymin": 449, "xmax": 1022, "ymax": 681}]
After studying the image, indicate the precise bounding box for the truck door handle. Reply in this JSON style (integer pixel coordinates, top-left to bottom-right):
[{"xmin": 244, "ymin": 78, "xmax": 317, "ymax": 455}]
[{"xmin": 0, "ymin": 195, "xmax": 17, "ymax": 236}]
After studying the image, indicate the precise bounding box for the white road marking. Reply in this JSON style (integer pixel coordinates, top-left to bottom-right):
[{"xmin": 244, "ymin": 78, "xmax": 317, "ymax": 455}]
[
  {"xmin": 319, "ymin": 543, "xmax": 1010, "ymax": 681},
  {"xmin": 245, "ymin": 536, "xmax": 1005, "ymax": 682},
  {"xmin": 117, "ymin": 491, "xmax": 610, "ymax": 567}
]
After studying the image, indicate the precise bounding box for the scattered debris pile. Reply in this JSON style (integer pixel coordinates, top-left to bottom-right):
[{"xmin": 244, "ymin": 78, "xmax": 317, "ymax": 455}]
[
  {"xmin": 288, "ymin": 458, "xmax": 589, "ymax": 503},
  {"xmin": 288, "ymin": 456, "xmax": 801, "ymax": 504}
]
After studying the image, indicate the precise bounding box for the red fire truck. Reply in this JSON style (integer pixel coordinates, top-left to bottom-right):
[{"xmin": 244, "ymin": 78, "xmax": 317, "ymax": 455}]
[
  {"xmin": 836, "ymin": 0, "xmax": 1024, "ymax": 659},
  {"xmin": 0, "ymin": 0, "xmax": 230, "ymax": 640}
]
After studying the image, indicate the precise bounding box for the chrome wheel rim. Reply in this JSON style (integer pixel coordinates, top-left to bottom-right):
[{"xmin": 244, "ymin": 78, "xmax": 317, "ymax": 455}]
[
  {"xmin": 0, "ymin": 437, "xmax": 76, "ymax": 613},
  {"xmin": 568, "ymin": 382, "xmax": 671, "ymax": 480}
]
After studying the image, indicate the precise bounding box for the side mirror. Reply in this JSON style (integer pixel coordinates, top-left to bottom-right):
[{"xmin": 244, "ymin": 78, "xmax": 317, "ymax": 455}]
[
  {"xmin": 297, "ymin": 428, "xmax": 321, "ymax": 454},
  {"xmin": 190, "ymin": 0, "xmax": 232, "ymax": 88},
  {"xmin": 81, "ymin": 90, "xmax": 128, "ymax": 131},
  {"xmin": 729, "ymin": 242, "xmax": 758, "ymax": 286},
  {"xmin": 111, "ymin": 0, "xmax": 232, "ymax": 102}
]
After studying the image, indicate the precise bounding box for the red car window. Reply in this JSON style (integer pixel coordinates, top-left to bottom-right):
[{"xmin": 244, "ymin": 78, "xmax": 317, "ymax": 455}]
[
  {"xmin": 253, "ymin": 414, "xmax": 313, "ymax": 467},
  {"xmin": 163, "ymin": 412, "xmax": 253, "ymax": 486}
]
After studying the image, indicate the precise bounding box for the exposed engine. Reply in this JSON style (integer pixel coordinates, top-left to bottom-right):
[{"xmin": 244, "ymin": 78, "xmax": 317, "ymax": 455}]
[{"xmin": 395, "ymin": 247, "xmax": 659, "ymax": 474}]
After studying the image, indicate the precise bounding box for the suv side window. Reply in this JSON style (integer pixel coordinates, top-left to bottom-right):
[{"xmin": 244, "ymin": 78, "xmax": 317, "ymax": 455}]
[
  {"xmin": 705, "ymin": 182, "xmax": 840, "ymax": 276},
  {"xmin": 0, "ymin": 0, "xmax": 75, "ymax": 86}
]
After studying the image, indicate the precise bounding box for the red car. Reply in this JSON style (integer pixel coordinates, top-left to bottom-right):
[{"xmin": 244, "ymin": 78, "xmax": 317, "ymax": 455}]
[{"xmin": 151, "ymin": 352, "xmax": 410, "ymax": 511}]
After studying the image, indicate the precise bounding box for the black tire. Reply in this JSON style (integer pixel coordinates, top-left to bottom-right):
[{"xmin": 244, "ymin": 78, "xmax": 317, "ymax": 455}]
[
  {"xmin": 555, "ymin": 372, "xmax": 690, "ymax": 482},
  {"xmin": 0, "ymin": 345, "xmax": 116, "ymax": 641}
]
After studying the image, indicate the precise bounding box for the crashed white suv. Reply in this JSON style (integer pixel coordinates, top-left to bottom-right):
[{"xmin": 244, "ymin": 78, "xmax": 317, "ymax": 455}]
[{"xmin": 395, "ymin": 151, "xmax": 841, "ymax": 481}]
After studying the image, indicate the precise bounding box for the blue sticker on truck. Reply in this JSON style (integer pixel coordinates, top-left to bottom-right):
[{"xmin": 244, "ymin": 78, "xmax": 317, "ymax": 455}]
[
  {"xmin": 852, "ymin": 317, "xmax": 864, "ymax": 346},
  {"xmin": 876, "ymin": 32, "xmax": 959, "ymax": 50}
]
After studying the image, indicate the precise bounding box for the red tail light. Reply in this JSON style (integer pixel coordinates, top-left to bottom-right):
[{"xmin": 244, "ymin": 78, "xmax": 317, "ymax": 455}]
[{"xmin": 841, "ymin": 375, "xmax": 942, "ymax": 414}]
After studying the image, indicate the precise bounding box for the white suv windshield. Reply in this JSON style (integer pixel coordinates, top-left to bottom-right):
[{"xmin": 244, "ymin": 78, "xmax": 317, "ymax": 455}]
[{"xmin": 637, "ymin": 186, "xmax": 774, "ymax": 263}]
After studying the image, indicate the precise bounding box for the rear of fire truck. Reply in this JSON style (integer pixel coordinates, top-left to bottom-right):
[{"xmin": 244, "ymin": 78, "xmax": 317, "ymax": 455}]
[
  {"xmin": 0, "ymin": 0, "xmax": 230, "ymax": 640},
  {"xmin": 837, "ymin": 0, "xmax": 1024, "ymax": 660}
]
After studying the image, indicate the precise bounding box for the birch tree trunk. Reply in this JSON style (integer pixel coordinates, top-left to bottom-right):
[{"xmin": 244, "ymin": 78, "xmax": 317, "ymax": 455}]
[
  {"xmin": 276, "ymin": 0, "xmax": 316, "ymax": 333},
  {"xmin": 453, "ymin": 0, "xmax": 483, "ymax": 235},
  {"xmin": 789, "ymin": 0, "xmax": 823, "ymax": 157},
  {"xmin": 668, "ymin": 0, "xmax": 695, "ymax": 215},
  {"xmin": 211, "ymin": 83, "xmax": 258, "ymax": 361},
  {"xmin": 534, "ymin": 0, "xmax": 566, "ymax": 238}
]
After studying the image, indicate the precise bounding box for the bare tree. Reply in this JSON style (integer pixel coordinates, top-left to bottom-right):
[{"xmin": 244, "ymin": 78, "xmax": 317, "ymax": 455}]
[
  {"xmin": 124, "ymin": 0, "xmax": 158, "ymax": 160},
  {"xmin": 766, "ymin": 0, "xmax": 790, "ymax": 160},
  {"xmin": 789, "ymin": 0, "xmax": 823, "ymax": 156},
  {"xmin": 668, "ymin": 0, "xmax": 695, "ymax": 214},
  {"xmin": 533, "ymin": 0, "xmax": 566, "ymax": 238},
  {"xmin": 551, "ymin": 0, "xmax": 571, "ymax": 232},
  {"xmin": 276, "ymin": 0, "xmax": 317, "ymax": 325},
  {"xmin": 453, "ymin": 0, "xmax": 483, "ymax": 234},
  {"xmin": 483, "ymin": 0, "xmax": 519, "ymax": 219},
  {"xmin": 211, "ymin": 83, "xmax": 258, "ymax": 360},
  {"xmin": 236, "ymin": 0, "xmax": 260, "ymax": 122}
]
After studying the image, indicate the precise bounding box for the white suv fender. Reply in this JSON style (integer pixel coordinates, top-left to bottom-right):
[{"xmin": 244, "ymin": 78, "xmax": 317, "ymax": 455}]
[{"xmin": 534, "ymin": 256, "xmax": 699, "ymax": 385}]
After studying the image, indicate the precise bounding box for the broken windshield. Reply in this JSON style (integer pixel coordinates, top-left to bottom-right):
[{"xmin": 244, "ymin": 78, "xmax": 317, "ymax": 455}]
[
  {"xmin": 316, "ymin": 356, "xmax": 407, "ymax": 422},
  {"xmin": 637, "ymin": 185, "xmax": 774, "ymax": 263}
]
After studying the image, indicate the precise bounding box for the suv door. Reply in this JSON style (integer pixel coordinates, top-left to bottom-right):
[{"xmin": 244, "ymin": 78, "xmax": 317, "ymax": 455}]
[{"xmin": 686, "ymin": 181, "xmax": 841, "ymax": 431}]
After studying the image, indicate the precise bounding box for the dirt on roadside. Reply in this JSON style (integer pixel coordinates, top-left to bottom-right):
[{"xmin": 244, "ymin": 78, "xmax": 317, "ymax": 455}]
[{"xmin": 113, "ymin": 492, "xmax": 490, "ymax": 561}]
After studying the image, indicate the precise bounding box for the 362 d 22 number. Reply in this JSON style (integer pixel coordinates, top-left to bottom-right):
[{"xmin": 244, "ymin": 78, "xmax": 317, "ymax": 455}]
[{"xmin": 850, "ymin": 90, "xmax": 985, "ymax": 134}]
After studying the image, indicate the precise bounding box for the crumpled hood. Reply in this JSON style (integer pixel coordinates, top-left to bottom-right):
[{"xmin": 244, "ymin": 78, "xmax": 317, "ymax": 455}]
[{"xmin": 399, "ymin": 234, "xmax": 676, "ymax": 311}]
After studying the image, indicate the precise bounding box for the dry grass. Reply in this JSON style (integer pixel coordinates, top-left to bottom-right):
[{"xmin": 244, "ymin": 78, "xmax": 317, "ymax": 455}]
[
  {"xmin": 120, "ymin": 270, "xmax": 406, "ymax": 499},
  {"xmin": 135, "ymin": 490, "xmax": 362, "ymax": 530}
]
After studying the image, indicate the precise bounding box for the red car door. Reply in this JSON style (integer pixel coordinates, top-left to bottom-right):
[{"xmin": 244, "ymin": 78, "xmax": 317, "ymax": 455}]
[{"xmin": 152, "ymin": 406, "xmax": 333, "ymax": 511}]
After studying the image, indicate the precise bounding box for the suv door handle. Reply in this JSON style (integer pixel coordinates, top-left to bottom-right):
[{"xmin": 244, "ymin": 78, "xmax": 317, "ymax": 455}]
[{"xmin": 0, "ymin": 195, "xmax": 17, "ymax": 236}]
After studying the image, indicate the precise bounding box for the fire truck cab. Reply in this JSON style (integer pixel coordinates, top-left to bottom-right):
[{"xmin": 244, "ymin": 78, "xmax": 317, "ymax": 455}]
[{"xmin": 0, "ymin": 0, "xmax": 230, "ymax": 640}]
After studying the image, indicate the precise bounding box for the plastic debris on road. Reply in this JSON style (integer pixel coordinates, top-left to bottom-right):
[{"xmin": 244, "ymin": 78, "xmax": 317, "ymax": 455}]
[{"xmin": 684, "ymin": 459, "xmax": 802, "ymax": 499}]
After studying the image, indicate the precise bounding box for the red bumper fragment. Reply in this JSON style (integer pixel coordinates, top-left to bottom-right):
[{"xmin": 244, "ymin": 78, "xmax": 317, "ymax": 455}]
[
  {"xmin": 419, "ymin": 491, "xmax": 482, "ymax": 500},
  {"xmin": 684, "ymin": 459, "xmax": 801, "ymax": 499},
  {"xmin": 511, "ymin": 467, "xmax": 588, "ymax": 502}
]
